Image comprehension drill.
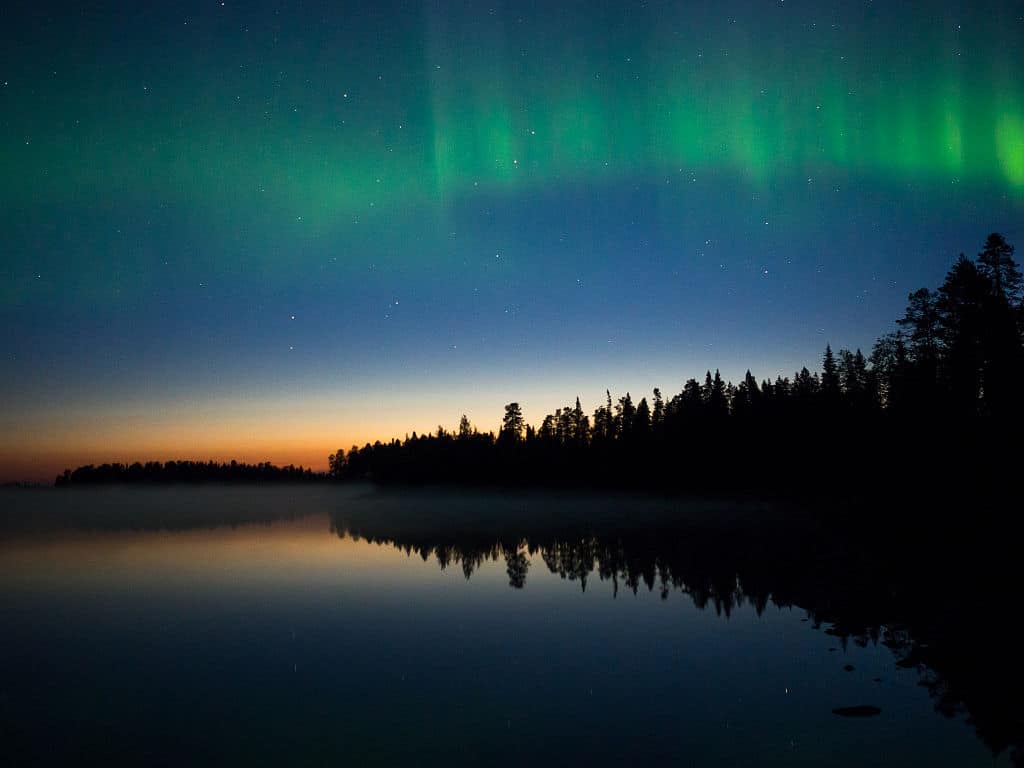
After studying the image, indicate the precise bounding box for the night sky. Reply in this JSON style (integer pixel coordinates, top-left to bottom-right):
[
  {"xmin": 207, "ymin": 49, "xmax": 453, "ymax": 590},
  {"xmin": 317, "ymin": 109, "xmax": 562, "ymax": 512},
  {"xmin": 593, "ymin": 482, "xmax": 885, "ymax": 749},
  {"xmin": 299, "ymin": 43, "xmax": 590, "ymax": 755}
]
[{"xmin": 3, "ymin": 0, "xmax": 1024, "ymax": 480}]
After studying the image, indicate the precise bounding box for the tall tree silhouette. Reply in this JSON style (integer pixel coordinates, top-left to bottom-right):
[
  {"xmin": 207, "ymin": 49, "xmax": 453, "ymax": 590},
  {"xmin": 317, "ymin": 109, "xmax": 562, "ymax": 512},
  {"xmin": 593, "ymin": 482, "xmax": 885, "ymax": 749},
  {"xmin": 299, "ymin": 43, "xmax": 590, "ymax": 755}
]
[
  {"xmin": 707, "ymin": 370, "xmax": 728, "ymax": 418},
  {"xmin": 976, "ymin": 232, "xmax": 1021, "ymax": 302},
  {"xmin": 328, "ymin": 449, "xmax": 346, "ymax": 478},
  {"xmin": 651, "ymin": 388, "xmax": 665, "ymax": 432},
  {"xmin": 821, "ymin": 344, "xmax": 840, "ymax": 403},
  {"xmin": 500, "ymin": 402, "xmax": 525, "ymax": 442},
  {"xmin": 937, "ymin": 256, "xmax": 989, "ymax": 415},
  {"xmin": 571, "ymin": 397, "xmax": 590, "ymax": 445},
  {"xmin": 974, "ymin": 235, "xmax": 1024, "ymax": 417},
  {"xmin": 869, "ymin": 332, "xmax": 909, "ymax": 411},
  {"xmin": 616, "ymin": 393, "xmax": 636, "ymax": 438},
  {"xmin": 897, "ymin": 287, "xmax": 942, "ymax": 410},
  {"xmin": 592, "ymin": 389, "xmax": 615, "ymax": 443},
  {"xmin": 634, "ymin": 397, "xmax": 651, "ymax": 437},
  {"xmin": 793, "ymin": 367, "xmax": 818, "ymax": 406},
  {"xmin": 899, "ymin": 289, "xmax": 941, "ymax": 361}
]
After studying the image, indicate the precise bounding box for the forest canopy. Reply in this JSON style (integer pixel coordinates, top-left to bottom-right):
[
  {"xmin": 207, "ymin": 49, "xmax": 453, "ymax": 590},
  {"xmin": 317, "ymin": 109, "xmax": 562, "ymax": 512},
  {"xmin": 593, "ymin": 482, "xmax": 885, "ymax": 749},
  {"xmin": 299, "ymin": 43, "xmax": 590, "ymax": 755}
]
[{"xmin": 327, "ymin": 233, "xmax": 1023, "ymax": 494}]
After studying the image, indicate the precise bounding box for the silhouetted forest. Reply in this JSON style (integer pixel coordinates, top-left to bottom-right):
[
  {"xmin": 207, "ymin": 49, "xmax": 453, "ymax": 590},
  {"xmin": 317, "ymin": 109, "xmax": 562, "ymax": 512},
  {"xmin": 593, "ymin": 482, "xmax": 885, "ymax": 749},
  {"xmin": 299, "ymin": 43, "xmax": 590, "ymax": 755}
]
[
  {"xmin": 55, "ymin": 459, "xmax": 324, "ymax": 486},
  {"xmin": 326, "ymin": 233, "xmax": 1024, "ymax": 496},
  {"xmin": 55, "ymin": 232, "xmax": 1023, "ymax": 495}
]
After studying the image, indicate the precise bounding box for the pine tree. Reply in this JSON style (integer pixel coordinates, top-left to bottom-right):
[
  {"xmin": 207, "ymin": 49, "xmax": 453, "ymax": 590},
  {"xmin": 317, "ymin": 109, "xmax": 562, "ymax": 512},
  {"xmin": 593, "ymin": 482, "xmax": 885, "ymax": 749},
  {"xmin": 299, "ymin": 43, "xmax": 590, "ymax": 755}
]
[
  {"xmin": 616, "ymin": 393, "xmax": 636, "ymax": 437},
  {"xmin": 794, "ymin": 367, "xmax": 818, "ymax": 404},
  {"xmin": 973, "ymin": 235, "xmax": 1024, "ymax": 416},
  {"xmin": 732, "ymin": 372, "xmax": 757, "ymax": 418},
  {"xmin": 852, "ymin": 349, "xmax": 870, "ymax": 408},
  {"xmin": 557, "ymin": 406, "xmax": 573, "ymax": 443},
  {"xmin": 328, "ymin": 449, "xmax": 346, "ymax": 479},
  {"xmin": 571, "ymin": 397, "xmax": 590, "ymax": 444},
  {"xmin": 651, "ymin": 388, "xmax": 665, "ymax": 431},
  {"xmin": 708, "ymin": 370, "xmax": 728, "ymax": 417},
  {"xmin": 897, "ymin": 288, "xmax": 941, "ymax": 365},
  {"xmin": 869, "ymin": 331, "xmax": 908, "ymax": 411},
  {"xmin": 539, "ymin": 414, "xmax": 557, "ymax": 442},
  {"xmin": 744, "ymin": 370, "xmax": 760, "ymax": 407},
  {"xmin": 607, "ymin": 389, "xmax": 619, "ymax": 437},
  {"xmin": 976, "ymin": 233, "xmax": 1021, "ymax": 302},
  {"xmin": 501, "ymin": 402, "xmax": 525, "ymax": 442},
  {"xmin": 937, "ymin": 256, "xmax": 989, "ymax": 414},
  {"xmin": 634, "ymin": 397, "xmax": 651, "ymax": 436},
  {"xmin": 821, "ymin": 344, "xmax": 840, "ymax": 400},
  {"xmin": 592, "ymin": 404, "xmax": 611, "ymax": 442}
]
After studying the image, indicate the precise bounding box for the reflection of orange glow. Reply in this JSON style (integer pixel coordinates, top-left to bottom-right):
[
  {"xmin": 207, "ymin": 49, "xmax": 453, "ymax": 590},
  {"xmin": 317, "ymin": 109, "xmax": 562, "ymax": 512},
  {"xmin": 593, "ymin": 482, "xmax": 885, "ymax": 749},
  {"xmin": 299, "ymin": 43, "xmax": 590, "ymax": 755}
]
[{"xmin": 0, "ymin": 514, "xmax": 421, "ymax": 589}]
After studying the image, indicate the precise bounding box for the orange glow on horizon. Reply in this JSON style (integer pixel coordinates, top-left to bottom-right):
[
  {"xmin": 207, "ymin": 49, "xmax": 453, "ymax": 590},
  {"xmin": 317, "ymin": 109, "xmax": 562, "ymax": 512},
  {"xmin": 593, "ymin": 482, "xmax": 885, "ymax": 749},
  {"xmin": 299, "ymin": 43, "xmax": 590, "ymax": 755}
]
[
  {"xmin": 0, "ymin": 366, "xmax": 705, "ymax": 483},
  {"xmin": 0, "ymin": 387, "xmax": 497, "ymax": 482},
  {"xmin": 2, "ymin": 432, "xmax": 366, "ymax": 483},
  {"xmin": 0, "ymin": 395, "xmax": 502, "ymax": 483}
]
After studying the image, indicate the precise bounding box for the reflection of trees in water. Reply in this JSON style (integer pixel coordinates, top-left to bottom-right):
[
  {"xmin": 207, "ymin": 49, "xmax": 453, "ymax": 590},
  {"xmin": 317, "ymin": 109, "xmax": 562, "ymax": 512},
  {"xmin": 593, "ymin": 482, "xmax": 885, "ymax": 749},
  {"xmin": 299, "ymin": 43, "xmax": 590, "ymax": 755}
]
[
  {"xmin": 335, "ymin": 526, "xmax": 774, "ymax": 620},
  {"xmin": 503, "ymin": 544, "xmax": 530, "ymax": 589},
  {"xmin": 331, "ymin": 511, "xmax": 1022, "ymax": 766}
]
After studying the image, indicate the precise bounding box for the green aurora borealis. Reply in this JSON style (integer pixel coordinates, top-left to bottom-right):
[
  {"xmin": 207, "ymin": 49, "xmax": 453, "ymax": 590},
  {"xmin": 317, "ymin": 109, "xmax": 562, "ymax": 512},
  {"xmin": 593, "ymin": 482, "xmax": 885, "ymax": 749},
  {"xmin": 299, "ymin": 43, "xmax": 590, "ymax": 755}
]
[{"xmin": 4, "ymin": 2, "xmax": 1024, "ymax": 222}]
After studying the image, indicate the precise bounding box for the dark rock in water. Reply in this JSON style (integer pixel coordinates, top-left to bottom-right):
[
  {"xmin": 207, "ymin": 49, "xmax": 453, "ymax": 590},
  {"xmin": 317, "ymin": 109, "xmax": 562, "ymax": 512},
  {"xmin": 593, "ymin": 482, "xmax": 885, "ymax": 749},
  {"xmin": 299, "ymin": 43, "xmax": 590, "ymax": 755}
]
[
  {"xmin": 872, "ymin": 677, "xmax": 882, "ymax": 683},
  {"xmin": 895, "ymin": 658, "xmax": 917, "ymax": 669},
  {"xmin": 843, "ymin": 664, "xmax": 855, "ymax": 672},
  {"xmin": 832, "ymin": 705, "xmax": 882, "ymax": 718},
  {"xmin": 828, "ymin": 647, "xmax": 837, "ymax": 652}
]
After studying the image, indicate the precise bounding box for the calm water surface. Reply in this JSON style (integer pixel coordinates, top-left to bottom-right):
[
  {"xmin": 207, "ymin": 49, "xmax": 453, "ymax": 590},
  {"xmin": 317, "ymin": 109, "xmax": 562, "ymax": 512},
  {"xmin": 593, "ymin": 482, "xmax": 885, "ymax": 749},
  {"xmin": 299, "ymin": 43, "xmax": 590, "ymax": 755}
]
[{"xmin": 0, "ymin": 486, "xmax": 1008, "ymax": 766}]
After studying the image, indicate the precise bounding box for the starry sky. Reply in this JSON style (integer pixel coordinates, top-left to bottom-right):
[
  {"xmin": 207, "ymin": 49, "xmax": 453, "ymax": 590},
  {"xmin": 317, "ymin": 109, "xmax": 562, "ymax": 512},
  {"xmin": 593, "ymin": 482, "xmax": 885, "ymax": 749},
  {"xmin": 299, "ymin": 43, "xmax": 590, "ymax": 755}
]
[{"xmin": 2, "ymin": 0, "xmax": 1024, "ymax": 481}]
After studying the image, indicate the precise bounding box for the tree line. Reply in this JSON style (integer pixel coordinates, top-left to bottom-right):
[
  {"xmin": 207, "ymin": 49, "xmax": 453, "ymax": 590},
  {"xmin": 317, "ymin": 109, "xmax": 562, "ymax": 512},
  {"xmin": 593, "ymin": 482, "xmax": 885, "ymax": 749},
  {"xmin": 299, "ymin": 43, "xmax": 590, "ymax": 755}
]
[
  {"xmin": 55, "ymin": 459, "xmax": 324, "ymax": 486},
  {"xmin": 328, "ymin": 233, "xmax": 1023, "ymax": 495},
  {"xmin": 54, "ymin": 232, "xmax": 1022, "ymax": 494}
]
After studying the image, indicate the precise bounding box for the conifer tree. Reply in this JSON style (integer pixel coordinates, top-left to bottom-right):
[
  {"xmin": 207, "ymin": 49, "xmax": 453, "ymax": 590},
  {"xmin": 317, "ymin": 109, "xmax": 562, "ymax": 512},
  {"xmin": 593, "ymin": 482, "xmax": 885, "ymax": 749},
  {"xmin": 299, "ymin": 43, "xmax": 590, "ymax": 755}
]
[
  {"xmin": 651, "ymin": 388, "xmax": 665, "ymax": 431},
  {"xmin": 822, "ymin": 344, "xmax": 840, "ymax": 400},
  {"xmin": 976, "ymin": 232, "xmax": 1021, "ymax": 301},
  {"xmin": 501, "ymin": 402, "xmax": 525, "ymax": 442},
  {"xmin": 634, "ymin": 397, "xmax": 651, "ymax": 436}
]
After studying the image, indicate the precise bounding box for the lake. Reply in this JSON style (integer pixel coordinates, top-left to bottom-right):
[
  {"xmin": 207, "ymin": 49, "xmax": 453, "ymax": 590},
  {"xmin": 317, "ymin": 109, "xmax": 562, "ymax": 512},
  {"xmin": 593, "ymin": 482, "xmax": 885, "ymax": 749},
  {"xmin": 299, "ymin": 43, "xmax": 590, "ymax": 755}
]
[{"xmin": 0, "ymin": 485, "xmax": 1012, "ymax": 766}]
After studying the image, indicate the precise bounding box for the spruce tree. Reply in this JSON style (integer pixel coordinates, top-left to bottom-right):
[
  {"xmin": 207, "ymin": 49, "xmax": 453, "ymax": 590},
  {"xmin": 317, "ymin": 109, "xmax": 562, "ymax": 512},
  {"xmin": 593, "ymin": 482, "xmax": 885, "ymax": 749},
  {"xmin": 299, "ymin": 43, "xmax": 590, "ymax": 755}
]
[
  {"xmin": 634, "ymin": 397, "xmax": 651, "ymax": 435},
  {"xmin": 821, "ymin": 344, "xmax": 840, "ymax": 400},
  {"xmin": 977, "ymin": 233, "xmax": 1021, "ymax": 302}
]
